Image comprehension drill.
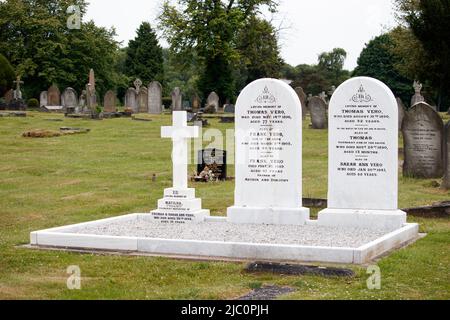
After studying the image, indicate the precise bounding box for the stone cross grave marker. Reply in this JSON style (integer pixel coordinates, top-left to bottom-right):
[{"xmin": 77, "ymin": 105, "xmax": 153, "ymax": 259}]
[
  {"xmin": 13, "ymin": 76, "xmax": 24, "ymax": 100},
  {"xmin": 402, "ymin": 102, "xmax": 444, "ymax": 179},
  {"xmin": 227, "ymin": 78, "xmax": 310, "ymax": 225},
  {"xmin": 318, "ymin": 77, "xmax": 406, "ymax": 231},
  {"xmin": 411, "ymin": 80, "xmax": 425, "ymax": 107},
  {"xmin": 150, "ymin": 111, "xmax": 210, "ymax": 224}
]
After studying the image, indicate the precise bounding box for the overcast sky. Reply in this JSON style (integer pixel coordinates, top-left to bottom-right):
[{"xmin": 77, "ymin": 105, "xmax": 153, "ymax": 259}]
[{"xmin": 85, "ymin": 0, "xmax": 396, "ymax": 70}]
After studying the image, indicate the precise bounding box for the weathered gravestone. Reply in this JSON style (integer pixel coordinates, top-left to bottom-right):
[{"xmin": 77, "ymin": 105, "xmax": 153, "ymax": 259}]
[
  {"xmin": 224, "ymin": 104, "xmax": 235, "ymax": 114},
  {"xmin": 309, "ymin": 96, "xmax": 328, "ymax": 129},
  {"xmin": 172, "ymin": 87, "xmax": 182, "ymax": 111},
  {"xmin": 86, "ymin": 69, "xmax": 97, "ymax": 111},
  {"xmin": 4, "ymin": 89, "xmax": 14, "ymax": 104},
  {"xmin": 411, "ymin": 81, "xmax": 425, "ymax": 107},
  {"xmin": 103, "ymin": 90, "xmax": 117, "ymax": 113},
  {"xmin": 150, "ymin": 111, "xmax": 210, "ymax": 224},
  {"xmin": 295, "ymin": 87, "xmax": 308, "ymax": 120},
  {"xmin": 62, "ymin": 88, "xmax": 78, "ymax": 111},
  {"xmin": 443, "ymin": 122, "xmax": 450, "ymax": 189},
  {"xmin": 148, "ymin": 81, "xmax": 163, "ymax": 114},
  {"xmin": 191, "ymin": 94, "xmax": 201, "ymax": 112},
  {"xmin": 197, "ymin": 149, "xmax": 227, "ymax": 181},
  {"xmin": 227, "ymin": 78, "xmax": 310, "ymax": 225},
  {"xmin": 40, "ymin": 91, "xmax": 48, "ymax": 107},
  {"xmin": 402, "ymin": 102, "xmax": 444, "ymax": 179},
  {"xmin": 205, "ymin": 91, "xmax": 219, "ymax": 113},
  {"xmin": 47, "ymin": 85, "xmax": 61, "ymax": 106},
  {"xmin": 397, "ymin": 97, "xmax": 406, "ymax": 130},
  {"xmin": 138, "ymin": 87, "xmax": 148, "ymax": 113},
  {"xmin": 125, "ymin": 88, "xmax": 138, "ymax": 113},
  {"xmin": 318, "ymin": 77, "xmax": 407, "ymax": 231}
]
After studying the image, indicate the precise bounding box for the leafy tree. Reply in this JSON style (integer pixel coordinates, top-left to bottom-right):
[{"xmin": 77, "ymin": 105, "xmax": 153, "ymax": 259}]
[
  {"xmin": 125, "ymin": 22, "xmax": 164, "ymax": 85},
  {"xmin": 318, "ymin": 48, "xmax": 349, "ymax": 85},
  {"xmin": 393, "ymin": 0, "xmax": 450, "ymax": 109},
  {"xmin": 0, "ymin": 0, "xmax": 121, "ymax": 98},
  {"xmin": 235, "ymin": 16, "xmax": 283, "ymax": 88},
  {"xmin": 353, "ymin": 33, "xmax": 412, "ymax": 103},
  {"xmin": 0, "ymin": 53, "xmax": 14, "ymax": 96},
  {"xmin": 289, "ymin": 64, "xmax": 331, "ymax": 96},
  {"xmin": 159, "ymin": 0, "xmax": 278, "ymax": 102}
]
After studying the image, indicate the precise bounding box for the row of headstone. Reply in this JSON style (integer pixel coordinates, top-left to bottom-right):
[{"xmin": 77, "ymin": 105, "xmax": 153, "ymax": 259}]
[
  {"xmin": 1, "ymin": 76, "xmax": 26, "ymax": 110},
  {"xmin": 125, "ymin": 80, "xmax": 163, "ymax": 114}
]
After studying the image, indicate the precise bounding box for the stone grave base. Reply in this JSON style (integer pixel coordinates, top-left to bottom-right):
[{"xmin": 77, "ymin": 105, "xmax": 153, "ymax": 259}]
[
  {"xmin": 228, "ymin": 206, "xmax": 310, "ymax": 225},
  {"xmin": 30, "ymin": 214, "xmax": 419, "ymax": 265}
]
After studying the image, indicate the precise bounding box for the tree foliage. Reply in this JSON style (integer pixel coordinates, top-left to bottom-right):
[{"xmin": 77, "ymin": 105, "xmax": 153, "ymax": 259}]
[
  {"xmin": 0, "ymin": 0, "xmax": 123, "ymax": 99},
  {"xmin": 0, "ymin": 53, "xmax": 15, "ymax": 96},
  {"xmin": 353, "ymin": 33, "xmax": 412, "ymax": 103},
  {"xmin": 125, "ymin": 22, "xmax": 164, "ymax": 86}
]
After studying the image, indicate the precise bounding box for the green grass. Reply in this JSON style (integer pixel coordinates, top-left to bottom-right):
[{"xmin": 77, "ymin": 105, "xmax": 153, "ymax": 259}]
[{"xmin": 0, "ymin": 112, "xmax": 449, "ymax": 300}]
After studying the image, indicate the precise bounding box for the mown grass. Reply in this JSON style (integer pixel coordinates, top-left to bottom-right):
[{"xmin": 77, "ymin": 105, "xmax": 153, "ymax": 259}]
[{"xmin": 0, "ymin": 112, "xmax": 448, "ymax": 300}]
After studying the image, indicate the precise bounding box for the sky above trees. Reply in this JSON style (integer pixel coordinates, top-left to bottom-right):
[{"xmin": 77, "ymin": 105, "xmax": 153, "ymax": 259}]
[{"xmin": 85, "ymin": 0, "xmax": 396, "ymax": 70}]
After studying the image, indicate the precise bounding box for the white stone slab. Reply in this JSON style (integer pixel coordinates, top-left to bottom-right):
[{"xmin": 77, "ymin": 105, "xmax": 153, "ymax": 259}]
[{"xmin": 228, "ymin": 78, "xmax": 309, "ymax": 225}]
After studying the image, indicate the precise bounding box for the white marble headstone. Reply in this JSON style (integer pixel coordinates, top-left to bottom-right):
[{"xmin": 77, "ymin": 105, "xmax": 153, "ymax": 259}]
[
  {"xmin": 318, "ymin": 77, "xmax": 406, "ymax": 231},
  {"xmin": 227, "ymin": 78, "xmax": 309, "ymax": 225}
]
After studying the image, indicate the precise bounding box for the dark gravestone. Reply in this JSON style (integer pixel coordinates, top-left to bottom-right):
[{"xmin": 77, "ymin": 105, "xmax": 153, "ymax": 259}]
[
  {"xmin": 397, "ymin": 97, "xmax": 406, "ymax": 130},
  {"xmin": 47, "ymin": 85, "xmax": 61, "ymax": 106},
  {"xmin": 295, "ymin": 87, "xmax": 308, "ymax": 120},
  {"xmin": 224, "ymin": 104, "xmax": 235, "ymax": 114},
  {"xmin": 402, "ymin": 102, "xmax": 444, "ymax": 178},
  {"xmin": 197, "ymin": 148, "xmax": 227, "ymax": 181},
  {"xmin": 443, "ymin": 122, "xmax": 450, "ymax": 189},
  {"xmin": 309, "ymin": 96, "xmax": 328, "ymax": 129}
]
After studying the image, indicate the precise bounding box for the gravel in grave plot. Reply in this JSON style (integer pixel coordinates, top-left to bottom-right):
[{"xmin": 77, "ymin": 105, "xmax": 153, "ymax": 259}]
[{"xmin": 69, "ymin": 217, "xmax": 387, "ymax": 248}]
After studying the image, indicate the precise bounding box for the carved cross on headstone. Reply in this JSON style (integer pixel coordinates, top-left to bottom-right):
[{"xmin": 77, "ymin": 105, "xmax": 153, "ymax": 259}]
[
  {"xmin": 134, "ymin": 79, "xmax": 143, "ymax": 93},
  {"xmin": 413, "ymin": 81, "xmax": 423, "ymax": 95},
  {"xmin": 161, "ymin": 111, "xmax": 199, "ymax": 189},
  {"xmin": 13, "ymin": 76, "xmax": 24, "ymax": 100}
]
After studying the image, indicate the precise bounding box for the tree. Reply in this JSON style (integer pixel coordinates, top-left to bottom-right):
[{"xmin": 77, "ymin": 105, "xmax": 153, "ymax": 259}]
[
  {"xmin": 159, "ymin": 0, "xmax": 278, "ymax": 102},
  {"xmin": 317, "ymin": 48, "xmax": 349, "ymax": 85},
  {"xmin": 393, "ymin": 0, "xmax": 450, "ymax": 109},
  {"xmin": 353, "ymin": 33, "xmax": 412, "ymax": 104},
  {"xmin": 125, "ymin": 22, "xmax": 164, "ymax": 85},
  {"xmin": 0, "ymin": 0, "xmax": 122, "ymax": 98},
  {"xmin": 0, "ymin": 53, "xmax": 14, "ymax": 96},
  {"xmin": 235, "ymin": 16, "xmax": 283, "ymax": 88}
]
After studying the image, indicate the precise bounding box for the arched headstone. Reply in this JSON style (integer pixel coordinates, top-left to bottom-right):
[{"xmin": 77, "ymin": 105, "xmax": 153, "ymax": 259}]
[
  {"xmin": 125, "ymin": 88, "xmax": 138, "ymax": 113},
  {"xmin": 138, "ymin": 87, "xmax": 148, "ymax": 113},
  {"xmin": 206, "ymin": 92, "xmax": 219, "ymax": 113},
  {"xmin": 309, "ymin": 96, "xmax": 328, "ymax": 129},
  {"xmin": 148, "ymin": 81, "xmax": 162, "ymax": 114},
  {"xmin": 40, "ymin": 91, "xmax": 48, "ymax": 107},
  {"xmin": 62, "ymin": 88, "xmax": 78, "ymax": 109},
  {"xmin": 103, "ymin": 90, "xmax": 117, "ymax": 113},
  {"xmin": 47, "ymin": 85, "xmax": 61, "ymax": 106}
]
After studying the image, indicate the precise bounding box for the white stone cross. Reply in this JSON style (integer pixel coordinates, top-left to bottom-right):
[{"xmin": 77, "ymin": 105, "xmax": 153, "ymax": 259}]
[{"xmin": 161, "ymin": 111, "xmax": 199, "ymax": 189}]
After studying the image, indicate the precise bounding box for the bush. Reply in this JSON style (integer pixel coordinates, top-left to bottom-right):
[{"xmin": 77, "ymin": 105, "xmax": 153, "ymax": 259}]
[
  {"xmin": 0, "ymin": 54, "xmax": 15, "ymax": 97},
  {"xmin": 27, "ymin": 98, "xmax": 39, "ymax": 109},
  {"xmin": 162, "ymin": 97, "xmax": 172, "ymax": 109}
]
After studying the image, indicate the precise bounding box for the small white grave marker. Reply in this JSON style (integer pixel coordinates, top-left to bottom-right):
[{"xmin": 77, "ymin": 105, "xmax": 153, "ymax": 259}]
[{"xmin": 151, "ymin": 111, "xmax": 210, "ymax": 224}]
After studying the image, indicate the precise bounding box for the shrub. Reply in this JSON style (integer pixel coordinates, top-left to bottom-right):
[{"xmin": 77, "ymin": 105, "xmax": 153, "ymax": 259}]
[
  {"xmin": 0, "ymin": 54, "xmax": 15, "ymax": 97},
  {"xmin": 27, "ymin": 98, "xmax": 39, "ymax": 109}
]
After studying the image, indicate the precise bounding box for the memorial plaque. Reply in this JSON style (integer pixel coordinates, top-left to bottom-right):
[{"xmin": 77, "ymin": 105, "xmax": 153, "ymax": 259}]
[
  {"xmin": 197, "ymin": 149, "xmax": 227, "ymax": 181},
  {"xmin": 402, "ymin": 102, "xmax": 444, "ymax": 179},
  {"xmin": 227, "ymin": 78, "xmax": 309, "ymax": 225}
]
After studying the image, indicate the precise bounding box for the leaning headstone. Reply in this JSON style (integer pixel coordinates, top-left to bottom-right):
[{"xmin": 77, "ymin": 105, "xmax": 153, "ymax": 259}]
[
  {"xmin": 138, "ymin": 87, "xmax": 148, "ymax": 113},
  {"xmin": 40, "ymin": 91, "xmax": 48, "ymax": 108},
  {"xmin": 318, "ymin": 77, "xmax": 407, "ymax": 231},
  {"xmin": 148, "ymin": 81, "xmax": 162, "ymax": 114},
  {"xmin": 103, "ymin": 90, "xmax": 117, "ymax": 113},
  {"xmin": 295, "ymin": 87, "xmax": 308, "ymax": 120},
  {"xmin": 197, "ymin": 149, "xmax": 227, "ymax": 181},
  {"xmin": 205, "ymin": 91, "xmax": 219, "ymax": 113},
  {"xmin": 172, "ymin": 87, "xmax": 182, "ymax": 111},
  {"xmin": 150, "ymin": 111, "xmax": 210, "ymax": 224},
  {"xmin": 402, "ymin": 102, "xmax": 444, "ymax": 179},
  {"xmin": 62, "ymin": 88, "xmax": 78, "ymax": 111},
  {"xmin": 47, "ymin": 85, "xmax": 61, "ymax": 106},
  {"xmin": 411, "ymin": 81, "xmax": 425, "ymax": 107},
  {"xmin": 227, "ymin": 78, "xmax": 310, "ymax": 225},
  {"xmin": 309, "ymin": 96, "xmax": 328, "ymax": 129},
  {"xmin": 443, "ymin": 122, "xmax": 450, "ymax": 189},
  {"xmin": 397, "ymin": 97, "xmax": 406, "ymax": 130},
  {"xmin": 125, "ymin": 88, "xmax": 138, "ymax": 113}
]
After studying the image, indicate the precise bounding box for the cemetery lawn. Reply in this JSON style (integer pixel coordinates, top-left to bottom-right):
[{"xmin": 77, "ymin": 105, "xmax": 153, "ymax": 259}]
[{"xmin": 0, "ymin": 112, "xmax": 449, "ymax": 300}]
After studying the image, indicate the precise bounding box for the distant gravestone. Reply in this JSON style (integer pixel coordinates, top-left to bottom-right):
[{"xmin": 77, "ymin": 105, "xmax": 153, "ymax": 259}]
[
  {"xmin": 79, "ymin": 90, "xmax": 87, "ymax": 111},
  {"xmin": 397, "ymin": 97, "xmax": 406, "ymax": 130},
  {"xmin": 103, "ymin": 90, "xmax": 117, "ymax": 113},
  {"xmin": 227, "ymin": 78, "xmax": 309, "ymax": 225},
  {"xmin": 411, "ymin": 81, "xmax": 425, "ymax": 107},
  {"xmin": 443, "ymin": 122, "xmax": 450, "ymax": 189},
  {"xmin": 138, "ymin": 87, "xmax": 148, "ymax": 113},
  {"xmin": 125, "ymin": 88, "xmax": 138, "ymax": 113},
  {"xmin": 295, "ymin": 87, "xmax": 308, "ymax": 120},
  {"xmin": 40, "ymin": 91, "xmax": 48, "ymax": 107},
  {"xmin": 197, "ymin": 148, "xmax": 227, "ymax": 181},
  {"xmin": 172, "ymin": 87, "xmax": 182, "ymax": 111},
  {"xmin": 4, "ymin": 89, "xmax": 14, "ymax": 104},
  {"xmin": 402, "ymin": 102, "xmax": 444, "ymax": 179},
  {"xmin": 318, "ymin": 77, "xmax": 406, "ymax": 231},
  {"xmin": 148, "ymin": 81, "xmax": 162, "ymax": 114},
  {"xmin": 62, "ymin": 88, "xmax": 78, "ymax": 110},
  {"xmin": 309, "ymin": 96, "xmax": 328, "ymax": 129},
  {"xmin": 224, "ymin": 104, "xmax": 235, "ymax": 113},
  {"xmin": 206, "ymin": 92, "xmax": 219, "ymax": 113},
  {"xmin": 191, "ymin": 94, "xmax": 201, "ymax": 112},
  {"xmin": 47, "ymin": 85, "xmax": 61, "ymax": 106}
]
